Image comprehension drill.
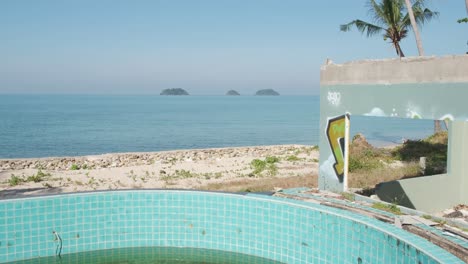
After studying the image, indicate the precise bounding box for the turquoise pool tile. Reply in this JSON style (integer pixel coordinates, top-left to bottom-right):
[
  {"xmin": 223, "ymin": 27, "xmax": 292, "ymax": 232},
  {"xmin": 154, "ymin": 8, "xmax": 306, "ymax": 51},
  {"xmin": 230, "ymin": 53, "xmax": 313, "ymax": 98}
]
[{"xmin": 0, "ymin": 190, "xmax": 465, "ymax": 263}]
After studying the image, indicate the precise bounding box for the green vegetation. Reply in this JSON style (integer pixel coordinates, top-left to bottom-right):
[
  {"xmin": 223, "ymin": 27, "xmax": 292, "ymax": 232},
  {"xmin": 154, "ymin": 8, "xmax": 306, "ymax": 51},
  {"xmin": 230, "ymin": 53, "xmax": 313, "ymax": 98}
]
[
  {"xmin": 340, "ymin": 0, "xmax": 438, "ymax": 57},
  {"xmin": 26, "ymin": 170, "xmax": 51, "ymax": 183},
  {"xmin": 255, "ymin": 89, "xmax": 279, "ymax": 96},
  {"xmin": 422, "ymin": 214, "xmax": 433, "ymax": 220},
  {"xmin": 348, "ymin": 132, "xmax": 447, "ymax": 189},
  {"xmin": 7, "ymin": 170, "xmax": 52, "ymax": 186},
  {"xmin": 286, "ymin": 155, "xmax": 300, "ymax": 161},
  {"xmin": 372, "ymin": 202, "xmax": 402, "ymax": 215},
  {"xmin": 202, "ymin": 172, "xmax": 222, "ymax": 180},
  {"xmin": 160, "ymin": 170, "xmax": 224, "ymax": 182},
  {"xmin": 349, "ymin": 145, "xmax": 386, "ymax": 173},
  {"xmin": 458, "ymin": 17, "xmax": 468, "ymax": 23},
  {"xmin": 250, "ymin": 156, "xmax": 279, "ymax": 176},
  {"xmin": 341, "ymin": 192, "xmax": 355, "ymax": 201},
  {"xmin": 250, "ymin": 159, "xmax": 267, "ymax": 174},
  {"xmin": 392, "ymin": 131, "xmax": 448, "ymax": 175},
  {"xmin": 8, "ymin": 174, "xmax": 23, "ymax": 186},
  {"xmin": 160, "ymin": 88, "xmax": 189, "ymax": 96},
  {"xmin": 265, "ymin": 156, "xmax": 279, "ymax": 164},
  {"xmin": 174, "ymin": 169, "xmax": 196, "ymax": 179},
  {"xmin": 70, "ymin": 164, "xmax": 80, "ymax": 170}
]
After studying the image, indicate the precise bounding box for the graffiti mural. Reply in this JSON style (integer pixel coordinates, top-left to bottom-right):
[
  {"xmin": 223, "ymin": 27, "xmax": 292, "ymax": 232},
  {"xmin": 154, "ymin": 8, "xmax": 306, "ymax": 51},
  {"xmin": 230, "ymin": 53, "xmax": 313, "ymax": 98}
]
[{"xmin": 326, "ymin": 114, "xmax": 349, "ymax": 182}]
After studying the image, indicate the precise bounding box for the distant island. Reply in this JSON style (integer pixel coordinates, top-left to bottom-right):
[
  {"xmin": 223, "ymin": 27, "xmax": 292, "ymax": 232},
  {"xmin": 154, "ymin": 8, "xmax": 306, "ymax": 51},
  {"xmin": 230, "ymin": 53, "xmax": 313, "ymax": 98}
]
[
  {"xmin": 160, "ymin": 88, "xmax": 189, "ymax": 96},
  {"xmin": 255, "ymin": 89, "xmax": 279, "ymax": 96},
  {"xmin": 226, "ymin": 90, "xmax": 240, "ymax": 96}
]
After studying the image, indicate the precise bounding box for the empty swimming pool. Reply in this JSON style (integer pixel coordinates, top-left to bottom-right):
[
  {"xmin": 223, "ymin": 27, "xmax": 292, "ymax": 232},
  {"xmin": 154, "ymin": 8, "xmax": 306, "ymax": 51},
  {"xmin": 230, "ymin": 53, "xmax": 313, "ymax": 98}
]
[{"xmin": 0, "ymin": 190, "xmax": 463, "ymax": 263}]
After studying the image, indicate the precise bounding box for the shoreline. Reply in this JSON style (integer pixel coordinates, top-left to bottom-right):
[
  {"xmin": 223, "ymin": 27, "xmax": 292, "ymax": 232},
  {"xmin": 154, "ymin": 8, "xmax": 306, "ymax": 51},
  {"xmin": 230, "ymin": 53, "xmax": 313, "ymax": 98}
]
[
  {"xmin": 0, "ymin": 144, "xmax": 317, "ymax": 170},
  {"xmin": 0, "ymin": 145, "xmax": 319, "ymax": 199}
]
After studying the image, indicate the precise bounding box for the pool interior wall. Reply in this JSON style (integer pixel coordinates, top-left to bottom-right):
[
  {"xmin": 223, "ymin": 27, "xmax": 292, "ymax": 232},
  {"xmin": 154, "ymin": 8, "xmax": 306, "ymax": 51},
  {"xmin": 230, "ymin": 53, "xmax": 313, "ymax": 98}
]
[{"xmin": 0, "ymin": 190, "xmax": 463, "ymax": 263}]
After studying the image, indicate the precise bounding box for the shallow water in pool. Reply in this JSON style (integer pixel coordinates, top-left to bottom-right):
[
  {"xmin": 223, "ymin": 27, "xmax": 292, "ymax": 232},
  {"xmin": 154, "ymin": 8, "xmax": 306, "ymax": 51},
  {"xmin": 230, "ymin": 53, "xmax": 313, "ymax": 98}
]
[{"xmin": 6, "ymin": 247, "xmax": 283, "ymax": 264}]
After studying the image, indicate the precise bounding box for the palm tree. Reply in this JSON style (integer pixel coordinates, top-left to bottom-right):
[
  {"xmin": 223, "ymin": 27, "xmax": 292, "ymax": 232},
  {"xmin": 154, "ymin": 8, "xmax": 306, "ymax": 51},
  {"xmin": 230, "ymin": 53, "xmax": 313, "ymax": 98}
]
[
  {"xmin": 403, "ymin": 0, "xmax": 445, "ymax": 132},
  {"xmin": 404, "ymin": 0, "xmax": 424, "ymax": 55},
  {"xmin": 340, "ymin": 0, "xmax": 438, "ymax": 57},
  {"xmin": 459, "ymin": 0, "xmax": 468, "ymax": 23}
]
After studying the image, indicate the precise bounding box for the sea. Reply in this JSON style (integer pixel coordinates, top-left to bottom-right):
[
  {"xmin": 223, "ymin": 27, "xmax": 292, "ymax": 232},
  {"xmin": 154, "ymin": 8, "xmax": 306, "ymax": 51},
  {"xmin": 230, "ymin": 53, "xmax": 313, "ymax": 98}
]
[{"xmin": 0, "ymin": 95, "xmax": 435, "ymax": 159}]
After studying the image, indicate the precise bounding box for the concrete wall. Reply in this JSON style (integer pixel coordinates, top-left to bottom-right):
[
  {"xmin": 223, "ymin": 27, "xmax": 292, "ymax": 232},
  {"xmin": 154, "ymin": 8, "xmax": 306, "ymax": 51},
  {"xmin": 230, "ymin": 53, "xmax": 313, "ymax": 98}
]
[
  {"xmin": 319, "ymin": 55, "xmax": 468, "ymax": 212},
  {"xmin": 321, "ymin": 55, "xmax": 468, "ymax": 85}
]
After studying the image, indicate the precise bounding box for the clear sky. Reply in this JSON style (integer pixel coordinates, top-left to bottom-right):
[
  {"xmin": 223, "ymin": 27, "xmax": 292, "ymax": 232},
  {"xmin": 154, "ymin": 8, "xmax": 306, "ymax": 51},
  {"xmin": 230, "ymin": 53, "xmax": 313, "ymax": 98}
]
[{"xmin": 0, "ymin": 0, "xmax": 466, "ymax": 95}]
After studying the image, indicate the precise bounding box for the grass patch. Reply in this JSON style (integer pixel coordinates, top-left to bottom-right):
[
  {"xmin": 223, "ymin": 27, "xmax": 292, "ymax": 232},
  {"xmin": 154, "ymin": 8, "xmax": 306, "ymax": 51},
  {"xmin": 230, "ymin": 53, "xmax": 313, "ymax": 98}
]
[
  {"xmin": 201, "ymin": 172, "xmax": 223, "ymax": 180},
  {"xmin": 250, "ymin": 156, "xmax": 279, "ymax": 177},
  {"xmin": 349, "ymin": 162, "xmax": 420, "ymax": 189},
  {"xmin": 70, "ymin": 164, "xmax": 80, "ymax": 170},
  {"xmin": 286, "ymin": 155, "xmax": 300, "ymax": 161},
  {"xmin": 348, "ymin": 148, "xmax": 385, "ymax": 173},
  {"xmin": 8, "ymin": 174, "xmax": 23, "ymax": 186},
  {"xmin": 265, "ymin": 156, "xmax": 279, "ymax": 163},
  {"xmin": 251, "ymin": 159, "xmax": 267, "ymax": 174},
  {"xmin": 174, "ymin": 169, "xmax": 196, "ymax": 179},
  {"xmin": 348, "ymin": 131, "xmax": 447, "ymax": 189},
  {"xmin": 392, "ymin": 131, "xmax": 448, "ymax": 175},
  {"xmin": 7, "ymin": 170, "xmax": 52, "ymax": 186},
  {"xmin": 341, "ymin": 192, "xmax": 355, "ymax": 201},
  {"xmin": 200, "ymin": 174, "xmax": 317, "ymax": 193},
  {"xmin": 372, "ymin": 202, "xmax": 402, "ymax": 215},
  {"xmin": 160, "ymin": 169, "xmax": 208, "ymax": 182},
  {"xmin": 26, "ymin": 170, "xmax": 51, "ymax": 183},
  {"xmin": 422, "ymin": 214, "xmax": 433, "ymax": 220}
]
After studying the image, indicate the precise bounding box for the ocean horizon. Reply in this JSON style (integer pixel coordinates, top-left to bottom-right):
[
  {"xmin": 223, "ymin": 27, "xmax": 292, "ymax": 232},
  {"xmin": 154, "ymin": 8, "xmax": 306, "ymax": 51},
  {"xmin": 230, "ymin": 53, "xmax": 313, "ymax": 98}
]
[{"xmin": 0, "ymin": 94, "xmax": 434, "ymax": 159}]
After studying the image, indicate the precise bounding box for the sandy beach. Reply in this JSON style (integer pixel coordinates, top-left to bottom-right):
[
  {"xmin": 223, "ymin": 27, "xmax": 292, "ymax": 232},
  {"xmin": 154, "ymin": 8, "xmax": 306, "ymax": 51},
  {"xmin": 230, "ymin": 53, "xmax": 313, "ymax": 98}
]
[{"xmin": 0, "ymin": 145, "xmax": 319, "ymax": 199}]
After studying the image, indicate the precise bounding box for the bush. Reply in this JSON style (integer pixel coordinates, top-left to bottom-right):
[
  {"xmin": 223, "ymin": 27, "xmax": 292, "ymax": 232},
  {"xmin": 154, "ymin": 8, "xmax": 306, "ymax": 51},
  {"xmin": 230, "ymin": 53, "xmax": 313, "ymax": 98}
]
[
  {"xmin": 70, "ymin": 164, "xmax": 80, "ymax": 170},
  {"xmin": 265, "ymin": 156, "xmax": 279, "ymax": 164},
  {"xmin": 250, "ymin": 158, "xmax": 278, "ymax": 176},
  {"xmin": 250, "ymin": 159, "xmax": 266, "ymax": 174},
  {"xmin": 26, "ymin": 169, "xmax": 51, "ymax": 183},
  {"xmin": 392, "ymin": 132, "xmax": 448, "ymax": 175},
  {"xmin": 8, "ymin": 175, "xmax": 23, "ymax": 186},
  {"xmin": 348, "ymin": 155, "xmax": 382, "ymax": 173}
]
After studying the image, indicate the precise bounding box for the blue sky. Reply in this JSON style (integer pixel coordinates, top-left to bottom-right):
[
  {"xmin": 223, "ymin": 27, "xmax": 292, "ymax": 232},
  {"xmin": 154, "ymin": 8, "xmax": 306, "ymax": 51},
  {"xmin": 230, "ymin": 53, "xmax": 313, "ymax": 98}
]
[{"xmin": 0, "ymin": 0, "xmax": 466, "ymax": 95}]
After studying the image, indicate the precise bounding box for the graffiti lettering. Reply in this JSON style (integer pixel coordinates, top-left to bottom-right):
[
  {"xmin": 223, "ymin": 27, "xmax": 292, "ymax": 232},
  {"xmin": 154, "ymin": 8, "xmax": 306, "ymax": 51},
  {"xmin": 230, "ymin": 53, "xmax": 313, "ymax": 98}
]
[
  {"xmin": 326, "ymin": 114, "xmax": 348, "ymax": 182},
  {"xmin": 327, "ymin": 92, "xmax": 341, "ymax": 106}
]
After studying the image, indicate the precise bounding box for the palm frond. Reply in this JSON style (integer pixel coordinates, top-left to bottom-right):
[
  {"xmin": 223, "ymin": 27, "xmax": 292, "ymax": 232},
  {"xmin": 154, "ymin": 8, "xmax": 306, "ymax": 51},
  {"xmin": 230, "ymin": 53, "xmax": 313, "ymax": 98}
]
[
  {"xmin": 367, "ymin": 0, "xmax": 387, "ymax": 26},
  {"xmin": 340, "ymin": 20, "xmax": 385, "ymax": 37},
  {"xmin": 402, "ymin": 5, "xmax": 438, "ymax": 28},
  {"xmin": 415, "ymin": 8, "xmax": 439, "ymax": 26},
  {"xmin": 389, "ymin": 0, "xmax": 404, "ymax": 28}
]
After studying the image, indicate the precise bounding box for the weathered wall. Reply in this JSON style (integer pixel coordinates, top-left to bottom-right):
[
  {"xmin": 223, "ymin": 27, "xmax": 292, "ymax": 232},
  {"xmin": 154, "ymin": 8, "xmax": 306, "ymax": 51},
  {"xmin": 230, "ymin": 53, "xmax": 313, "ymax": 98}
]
[
  {"xmin": 321, "ymin": 55, "xmax": 468, "ymax": 86},
  {"xmin": 319, "ymin": 55, "xmax": 468, "ymax": 212}
]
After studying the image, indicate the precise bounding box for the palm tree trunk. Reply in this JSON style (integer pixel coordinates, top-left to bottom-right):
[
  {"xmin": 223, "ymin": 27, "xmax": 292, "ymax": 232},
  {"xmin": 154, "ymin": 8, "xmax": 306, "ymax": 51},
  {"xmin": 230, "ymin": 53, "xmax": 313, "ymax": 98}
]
[
  {"xmin": 466, "ymin": 0, "xmax": 468, "ymax": 15},
  {"xmin": 404, "ymin": 0, "xmax": 425, "ymax": 56},
  {"xmin": 394, "ymin": 42, "xmax": 405, "ymax": 57}
]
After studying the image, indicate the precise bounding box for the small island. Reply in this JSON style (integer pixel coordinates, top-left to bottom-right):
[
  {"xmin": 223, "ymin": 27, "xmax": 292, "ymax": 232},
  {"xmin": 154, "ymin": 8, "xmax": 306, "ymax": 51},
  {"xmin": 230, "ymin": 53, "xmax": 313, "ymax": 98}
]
[
  {"xmin": 160, "ymin": 88, "xmax": 189, "ymax": 96},
  {"xmin": 226, "ymin": 90, "xmax": 240, "ymax": 96},
  {"xmin": 255, "ymin": 89, "xmax": 279, "ymax": 96}
]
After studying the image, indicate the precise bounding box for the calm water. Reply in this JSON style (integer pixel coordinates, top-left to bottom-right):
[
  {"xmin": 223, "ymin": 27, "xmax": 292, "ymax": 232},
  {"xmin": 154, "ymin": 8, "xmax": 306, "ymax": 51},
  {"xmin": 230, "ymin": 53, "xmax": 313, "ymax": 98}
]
[
  {"xmin": 0, "ymin": 95, "xmax": 434, "ymax": 158},
  {"xmin": 6, "ymin": 247, "xmax": 283, "ymax": 264}
]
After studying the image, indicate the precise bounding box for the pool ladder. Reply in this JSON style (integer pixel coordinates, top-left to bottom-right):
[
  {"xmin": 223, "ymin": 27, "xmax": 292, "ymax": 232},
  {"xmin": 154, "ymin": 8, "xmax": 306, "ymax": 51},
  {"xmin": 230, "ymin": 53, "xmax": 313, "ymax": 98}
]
[{"xmin": 53, "ymin": 231, "xmax": 62, "ymax": 258}]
